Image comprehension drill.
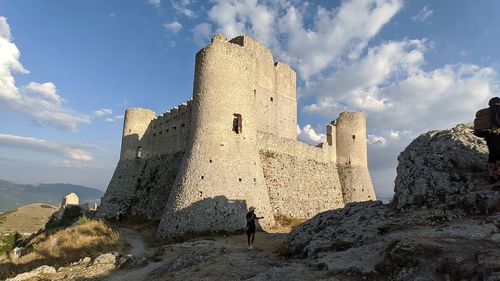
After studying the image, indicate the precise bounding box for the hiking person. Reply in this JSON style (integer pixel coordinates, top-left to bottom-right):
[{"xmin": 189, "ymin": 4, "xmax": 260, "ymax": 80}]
[
  {"xmin": 246, "ymin": 207, "xmax": 263, "ymax": 249},
  {"xmin": 485, "ymin": 97, "xmax": 500, "ymax": 183}
]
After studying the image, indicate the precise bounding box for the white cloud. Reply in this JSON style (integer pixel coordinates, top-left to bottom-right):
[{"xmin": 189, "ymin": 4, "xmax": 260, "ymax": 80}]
[
  {"xmin": 412, "ymin": 6, "xmax": 433, "ymax": 22},
  {"xmin": 367, "ymin": 134, "xmax": 387, "ymax": 147},
  {"xmin": 94, "ymin": 108, "xmax": 113, "ymax": 117},
  {"xmin": 303, "ymin": 39, "xmax": 426, "ymax": 115},
  {"xmin": 148, "ymin": 0, "xmax": 161, "ymax": 7},
  {"xmin": 191, "ymin": 23, "xmax": 212, "ymax": 45},
  {"xmin": 0, "ymin": 133, "xmax": 93, "ymax": 162},
  {"xmin": 164, "ymin": 21, "xmax": 183, "ymax": 33},
  {"xmin": 172, "ymin": 0, "xmax": 196, "ymax": 18},
  {"xmin": 389, "ymin": 130, "xmax": 399, "ymax": 140},
  {"xmin": 297, "ymin": 124, "xmax": 326, "ymax": 145},
  {"xmin": 206, "ymin": 0, "xmax": 403, "ymax": 79},
  {"xmin": 0, "ymin": 16, "xmax": 91, "ymax": 131}
]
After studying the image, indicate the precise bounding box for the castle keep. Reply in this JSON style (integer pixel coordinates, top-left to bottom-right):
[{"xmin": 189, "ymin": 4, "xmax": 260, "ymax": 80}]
[{"xmin": 98, "ymin": 34, "xmax": 376, "ymax": 238}]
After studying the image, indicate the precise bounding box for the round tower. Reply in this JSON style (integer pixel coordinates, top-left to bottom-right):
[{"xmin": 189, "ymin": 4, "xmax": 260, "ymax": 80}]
[
  {"xmin": 120, "ymin": 107, "xmax": 156, "ymax": 160},
  {"xmin": 157, "ymin": 34, "xmax": 275, "ymax": 238},
  {"xmin": 335, "ymin": 112, "xmax": 376, "ymax": 203}
]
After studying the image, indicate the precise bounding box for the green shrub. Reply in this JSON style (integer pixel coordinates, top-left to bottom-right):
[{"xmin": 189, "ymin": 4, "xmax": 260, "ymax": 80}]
[
  {"xmin": 0, "ymin": 232, "xmax": 21, "ymax": 254},
  {"xmin": 77, "ymin": 215, "xmax": 91, "ymax": 225}
]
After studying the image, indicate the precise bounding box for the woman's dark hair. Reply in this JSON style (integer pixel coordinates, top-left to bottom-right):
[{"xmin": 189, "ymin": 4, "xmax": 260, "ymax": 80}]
[{"xmin": 489, "ymin": 97, "xmax": 500, "ymax": 107}]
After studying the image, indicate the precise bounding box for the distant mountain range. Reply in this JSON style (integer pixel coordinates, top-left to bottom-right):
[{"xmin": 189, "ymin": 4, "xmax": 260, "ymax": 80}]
[{"xmin": 0, "ymin": 180, "xmax": 103, "ymax": 213}]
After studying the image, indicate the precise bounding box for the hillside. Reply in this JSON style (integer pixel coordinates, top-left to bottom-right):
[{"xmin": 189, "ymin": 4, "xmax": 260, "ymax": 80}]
[
  {"xmin": 0, "ymin": 203, "xmax": 58, "ymax": 235},
  {"xmin": 0, "ymin": 180, "xmax": 103, "ymax": 212}
]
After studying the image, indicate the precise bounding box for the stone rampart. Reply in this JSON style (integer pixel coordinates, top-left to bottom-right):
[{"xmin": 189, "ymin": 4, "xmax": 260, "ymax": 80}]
[{"xmin": 257, "ymin": 132, "xmax": 344, "ymax": 220}]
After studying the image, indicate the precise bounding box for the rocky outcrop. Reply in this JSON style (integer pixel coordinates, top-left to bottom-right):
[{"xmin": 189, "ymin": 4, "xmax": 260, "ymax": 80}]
[
  {"xmin": 394, "ymin": 124, "xmax": 494, "ymax": 211},
  {"xmin": 285, "ymin": 124, "xmax": 500, "ymax": 280}
]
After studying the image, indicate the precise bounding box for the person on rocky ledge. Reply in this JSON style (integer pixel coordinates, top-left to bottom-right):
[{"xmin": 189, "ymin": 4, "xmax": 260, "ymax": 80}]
[
  {"xmin": 246, "ymin": 207, "xmax": 263, "ymax": 250},
  {"xmin": 485, "ymin": 97, "xmax": 500, "ymax": 183}
]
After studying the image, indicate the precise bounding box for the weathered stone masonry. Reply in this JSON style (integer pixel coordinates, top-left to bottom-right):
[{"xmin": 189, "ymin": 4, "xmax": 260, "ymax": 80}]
[{"xmin": 98, "ymin": 34, "xmax": 376, "ymax": 238}]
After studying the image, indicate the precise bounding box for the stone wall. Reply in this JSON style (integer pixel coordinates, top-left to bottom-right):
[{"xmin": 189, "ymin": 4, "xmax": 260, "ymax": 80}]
[
  {"xmin": 144, "ymin": 100, "xmax": 193, "ymax": 156},
  {"xmin": 257, "ymin": 132, "xmax": 344, "ymax": 220},
  {"xmin": 98, "ymin": 151, "xmax": 185, "ymax": 220},
  {"xmin": 229, "ymin": 36, "xmax": 297, "ymax": 140}
]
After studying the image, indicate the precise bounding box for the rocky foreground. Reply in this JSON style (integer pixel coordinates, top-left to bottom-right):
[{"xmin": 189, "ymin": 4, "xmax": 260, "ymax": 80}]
[{"xmin": 5, "ymin": 124, "xmax": 500, "ymax": 281}]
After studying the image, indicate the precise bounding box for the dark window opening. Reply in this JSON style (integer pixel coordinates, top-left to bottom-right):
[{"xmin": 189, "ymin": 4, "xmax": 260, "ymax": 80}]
[
  {"xmin": 253, "ymin": 178, "xmax": 256, "ymax": 182},
  {"xmin": 233, "ymin": 114, "xmax": 242, "ymax": 134},
  {"xmin": 209, "ymin": 159, "xmax": 212, "ymax": 163},
  {"xmin": 128, "ymin": 129, "xmax": 131, "ymax": 133},
  {"xmin": 239, "ymin": 178, "xmax": 242, "ymax": 182},
  {"xmin": 153, "ymin": 133, "xmax": 156, "ymax": 137},
  {"xmin": 270, "ymin": 97, "xmax": 274, "ymax": 102},
  {"xmin": 201, "ymin": 175, "xmax": 204, "ymax": 180},
  {"xmin": 136, "ymin": 146, "xmax": 142, "ymax": 158},
  {"xmin": 172, "ymin": 126, "xmax": 177, "ymax": 131},
  {"xmin": 352, "ymin": 135, "xmax": 356, "ymax": 140},
  {"xmin": 254, "ymin": 89, "xmax": 256, "ymax": 96},
  {"xmin": 181, "ymin": 123, "xmax": 186, "ymax": 127}
]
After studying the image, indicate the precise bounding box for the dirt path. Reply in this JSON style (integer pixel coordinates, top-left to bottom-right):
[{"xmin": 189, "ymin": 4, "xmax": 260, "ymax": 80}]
[
  {"xmin": 108, "ymin": 230, "xmax": 328, "ymax": 281},
  {"xmin": 119, "ymin": 227, "xmax": 146, "ymax": 258}
]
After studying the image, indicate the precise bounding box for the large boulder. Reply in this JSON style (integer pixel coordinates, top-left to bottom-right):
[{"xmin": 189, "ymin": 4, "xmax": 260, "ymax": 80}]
[{"xmin": 393, "ymin": 124, "xmax": 493, "ymax": 211}]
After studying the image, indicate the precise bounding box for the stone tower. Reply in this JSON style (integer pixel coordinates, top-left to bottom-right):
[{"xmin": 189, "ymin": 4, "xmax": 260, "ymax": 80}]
[
  {"xmin": 156, "ymin": 34, "xmax": 276, "ymax": 237},
  {"xmin": 121, "ymin": 108, "xmax": 156, "ymax": 160},
  {"xmin": 335, "ymin": 112, "xmax": 376, "ymax": 202}
]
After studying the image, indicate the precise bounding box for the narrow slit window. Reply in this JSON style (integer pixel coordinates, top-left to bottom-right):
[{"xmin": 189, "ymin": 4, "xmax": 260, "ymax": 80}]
[
  {"xmin": 233, "ymin": 114, "xmax": 242, "ymax": 134},
  {"xmin": 270, "ymin": 97, "xmax": 274, "ymax": 102},
  {"xmin": 352, "ymin": 135, "xmax": 356, "ymax": 140},
  {"xmin": 136, "ymin": 146, "xmax": 142, "ymax": 158}
]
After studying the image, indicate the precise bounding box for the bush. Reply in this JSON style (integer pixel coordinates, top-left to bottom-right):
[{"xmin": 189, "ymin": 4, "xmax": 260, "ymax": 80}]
[
  {"xmin": 45, "ymin": 205, "xmax": 82, "ymax": 231},
  {"xmin": 77, "ymin": 215, "xmax": 91, "ymax": 225},
  {"xmin": 0, "ymin": 232, "xmax": 21, "ymax": 254}
]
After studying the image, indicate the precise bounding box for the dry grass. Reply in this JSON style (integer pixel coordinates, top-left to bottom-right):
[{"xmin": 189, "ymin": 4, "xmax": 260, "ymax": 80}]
[
  {"xmin": 273, "ymin": 214, "xmax": 305, "ymax": 229},
  {"xmin": 0, "ymin": 219, "xmax": 121, "ymax": 279}
]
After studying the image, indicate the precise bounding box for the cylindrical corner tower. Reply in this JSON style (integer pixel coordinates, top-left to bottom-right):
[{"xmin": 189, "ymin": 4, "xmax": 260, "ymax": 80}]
[
  {"xmin": 120, "ymin": 107, "xmax": 156, "ymax": 160},
  {"xmin": 157, "ymin": 34, "xmax": 275, "ymax": 238},
  {"xmin": 335, "ymin": 112, "xmax": 376, "ymax": 203}
]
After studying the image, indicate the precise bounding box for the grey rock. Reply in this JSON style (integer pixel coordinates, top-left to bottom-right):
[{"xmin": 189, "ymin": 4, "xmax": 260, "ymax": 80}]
[
  {"xmin": 394, "ymin": 124, "xmax": 499, "ymax": 213},
  {"xmin": 6, "ymin": 265, "xmax": 56, "ymax": 281},
  {"xmin": 93, "ymin": 252, "xmax": 118, "ymax": 265}
]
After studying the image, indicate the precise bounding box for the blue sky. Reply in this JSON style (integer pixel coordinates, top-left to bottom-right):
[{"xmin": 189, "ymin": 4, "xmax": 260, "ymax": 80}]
[{"xmin": 0, "ymin": 0, "xmax": 499, "ymax": 197}]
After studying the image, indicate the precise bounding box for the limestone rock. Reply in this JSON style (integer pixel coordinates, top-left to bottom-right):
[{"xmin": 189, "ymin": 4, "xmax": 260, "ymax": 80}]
[
  {"xmin": 93, "ymin": 252, "xmax": 118, "ymax": 265},
  {"xmin": 285, "ymin": 201, "xmax": 387, "ymax": 258},
  {"xmin": 6, "ymin": 265, "xmax": 56, "ymax": 281},
  {"xmin": 394, "ymin": 124, "xmax": 497, "ymax": 212}
]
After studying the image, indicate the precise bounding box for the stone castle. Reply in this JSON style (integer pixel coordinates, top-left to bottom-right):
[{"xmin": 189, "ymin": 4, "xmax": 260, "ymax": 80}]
[{"xmin": 98, "ymin": 34, "xmax": 376, "ymax": 238}]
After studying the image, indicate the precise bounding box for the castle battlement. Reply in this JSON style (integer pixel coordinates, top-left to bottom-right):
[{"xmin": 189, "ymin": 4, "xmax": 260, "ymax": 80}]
[{"xmin": 99, "ymin": 34, "xmax": 376, "ymax": 238}]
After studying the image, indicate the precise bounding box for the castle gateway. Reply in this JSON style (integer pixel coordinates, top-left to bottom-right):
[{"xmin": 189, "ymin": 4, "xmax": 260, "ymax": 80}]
[{"xmin": 98, "ymin": 34, "xmax": 376, "ymax": 238}]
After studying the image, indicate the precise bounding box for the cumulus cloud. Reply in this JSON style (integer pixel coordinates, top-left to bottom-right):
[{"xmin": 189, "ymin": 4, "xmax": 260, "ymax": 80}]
[
  {"xmin": 191, "ymin": 23, "xmax": 212, "ymax": 45},
  {"xmin": 0, "ymin": 16, "xmax": 90, "ymax": 131},
  {"xmin": 367, "ymin": 134, "xmax": 387, "ymax": 147},
  {"xmin": 164, "ymin": 21, "xmax": 183, "ymax": 33},
  {"xmin": 412, "ymin": 6, "xmax": 433, "ymax": 22},
  {"xmin": 172, "ymin": 0, "xmax": 196, "ymax": 18},
  {"xmin": 297, "ymin": 124, "xmax": 326, "ymax": 145},
  {"xmin": 207, "ymin": 0, "xmax": 403, "ymax": 79},
  {"xmin": 148, "ymin": 0, "xmax": 161, "ymax": 7},
  {"xmin": 94, "ymin": 108, "xmax": 112, "ymax": 117},
  {"xmin": 0, "ymin": 133, "xmax": 93, "ymax": 162}
]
